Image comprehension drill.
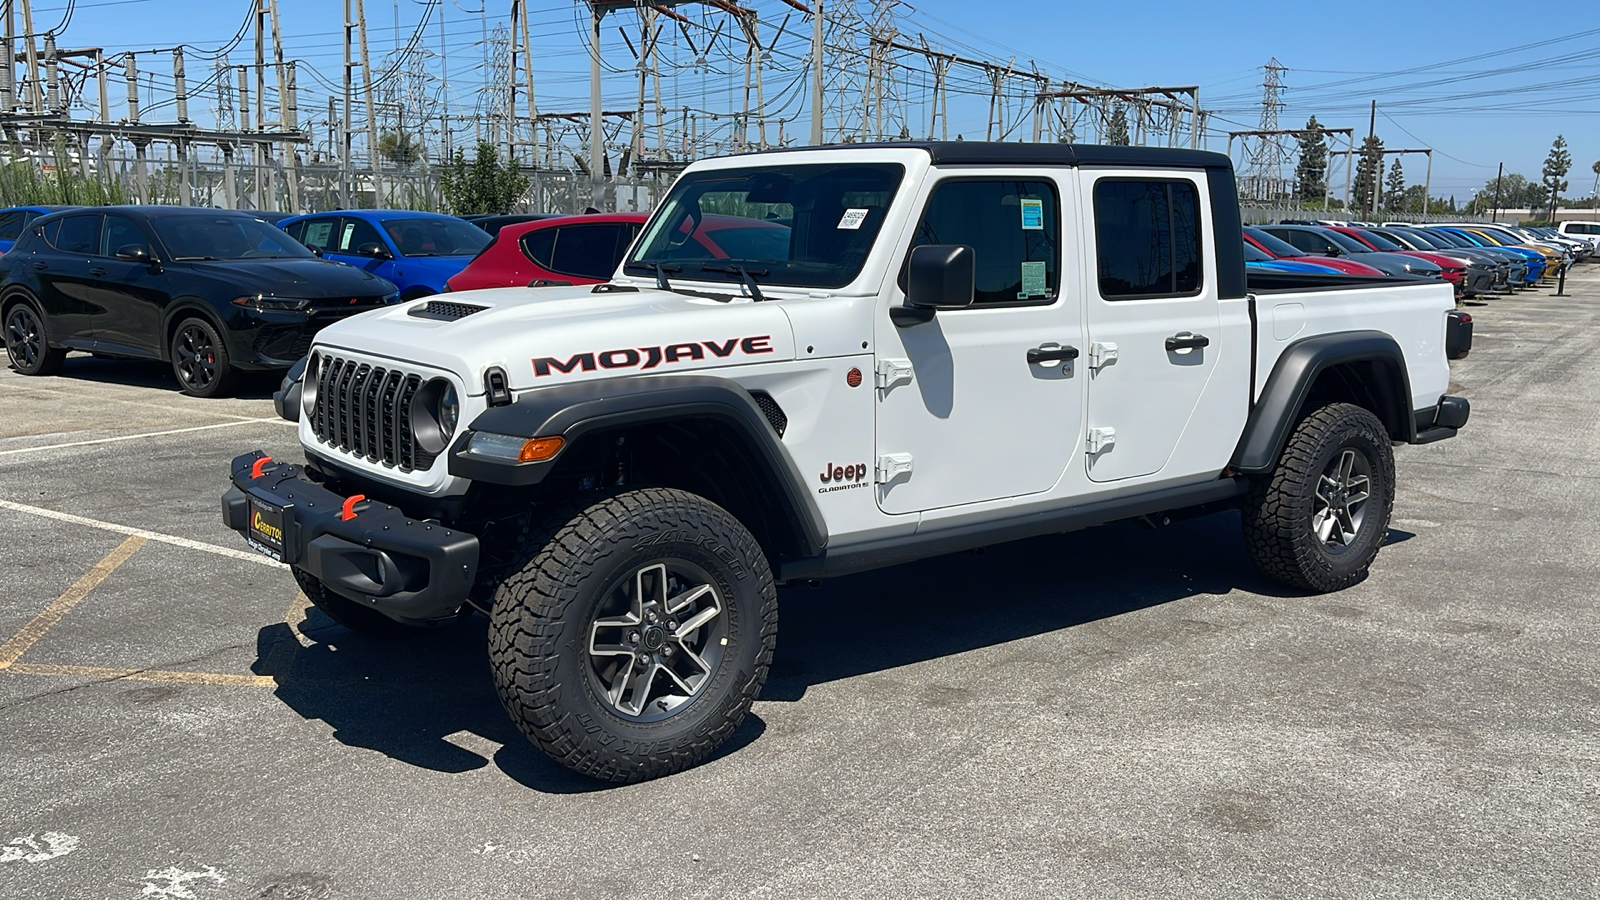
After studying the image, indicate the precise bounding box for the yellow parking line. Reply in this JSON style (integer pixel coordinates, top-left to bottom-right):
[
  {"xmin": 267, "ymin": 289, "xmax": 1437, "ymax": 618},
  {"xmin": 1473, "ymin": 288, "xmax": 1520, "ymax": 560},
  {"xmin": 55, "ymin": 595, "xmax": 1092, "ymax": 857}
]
[
  {"xmin": 2, "ymin": 662, "xmax": 275, "ymax": 688},
  {"xmin": 0, "ymin": 535, "xmax": 146, "ymax": 668}
]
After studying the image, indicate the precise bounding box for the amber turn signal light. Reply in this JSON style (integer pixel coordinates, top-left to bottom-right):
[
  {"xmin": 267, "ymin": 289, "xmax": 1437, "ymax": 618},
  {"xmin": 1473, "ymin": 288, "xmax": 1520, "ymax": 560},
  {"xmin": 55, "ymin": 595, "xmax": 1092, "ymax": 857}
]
[{"xmin": 517, "ymin": 436, "xmax": 565, "ymax": 463}]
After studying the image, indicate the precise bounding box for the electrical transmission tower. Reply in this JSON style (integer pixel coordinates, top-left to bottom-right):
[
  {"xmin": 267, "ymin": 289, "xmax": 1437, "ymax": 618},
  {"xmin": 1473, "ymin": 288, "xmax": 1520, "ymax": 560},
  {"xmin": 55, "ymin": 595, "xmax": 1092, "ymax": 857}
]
[{"xmin": 1241, "ymin": 57, "xmax": 1288, "ymax": 201}]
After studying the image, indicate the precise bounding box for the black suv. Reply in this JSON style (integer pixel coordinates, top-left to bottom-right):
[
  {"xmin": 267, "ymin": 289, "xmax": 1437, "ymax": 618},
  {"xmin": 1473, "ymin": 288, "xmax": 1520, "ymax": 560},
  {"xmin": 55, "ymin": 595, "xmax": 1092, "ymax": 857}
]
[{"xmin": 2, "ymin": 206, "xmax": 399, "ymax": 397}]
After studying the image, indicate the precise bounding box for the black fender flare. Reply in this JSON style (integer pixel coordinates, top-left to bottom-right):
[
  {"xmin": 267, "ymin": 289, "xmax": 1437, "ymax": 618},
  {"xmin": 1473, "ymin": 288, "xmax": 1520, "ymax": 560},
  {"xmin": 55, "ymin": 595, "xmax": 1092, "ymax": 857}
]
[
  {"xmin": 1231, "ymin": 330, "xmax": 1414, "ymax": 474},
  {"xmin": 447, "ymin": 374, "xmax": 828, "ymax": 557}
]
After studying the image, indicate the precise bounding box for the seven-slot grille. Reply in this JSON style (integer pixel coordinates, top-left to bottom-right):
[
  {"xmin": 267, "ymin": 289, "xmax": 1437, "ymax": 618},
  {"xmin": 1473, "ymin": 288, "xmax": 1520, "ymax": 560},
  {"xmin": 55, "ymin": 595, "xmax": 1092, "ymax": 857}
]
[{"xmin": 310, "ymin": 355, "xmax": 438, "ymax": 472}]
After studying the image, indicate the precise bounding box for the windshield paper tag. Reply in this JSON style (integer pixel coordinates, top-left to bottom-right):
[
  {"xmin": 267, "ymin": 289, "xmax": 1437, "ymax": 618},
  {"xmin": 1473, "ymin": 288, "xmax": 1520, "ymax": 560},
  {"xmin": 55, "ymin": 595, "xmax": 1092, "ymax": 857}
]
[
  {"xmin": 1020, "ymin": 198, "xmax": 1044, "ymax": 230},
  {"xmin": 1019, "ymin": 261, "xmax": 1047, "ymax": 299},
  {"xmin": 837, "ymin": 208, "xmax": 870, "ymax": 230}
]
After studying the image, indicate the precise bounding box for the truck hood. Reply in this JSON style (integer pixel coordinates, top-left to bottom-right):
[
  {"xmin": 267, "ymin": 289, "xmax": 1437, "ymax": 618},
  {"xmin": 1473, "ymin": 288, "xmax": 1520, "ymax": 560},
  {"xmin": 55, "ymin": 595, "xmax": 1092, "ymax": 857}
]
[{"xmin": 310, "ymin": 284, "xmax": 797, "ymax": 394}]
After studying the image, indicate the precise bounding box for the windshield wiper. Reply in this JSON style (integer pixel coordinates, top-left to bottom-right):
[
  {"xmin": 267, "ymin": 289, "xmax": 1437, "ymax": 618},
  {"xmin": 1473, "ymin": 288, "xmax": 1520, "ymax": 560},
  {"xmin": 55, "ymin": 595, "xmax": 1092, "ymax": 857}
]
[
  {"xmin": 623, "ymin": 261, "xmax": 683, "ymax": 291},
  {"xmin": 699, "ymin": 264, "xmax": 770, "ymax": 301}
]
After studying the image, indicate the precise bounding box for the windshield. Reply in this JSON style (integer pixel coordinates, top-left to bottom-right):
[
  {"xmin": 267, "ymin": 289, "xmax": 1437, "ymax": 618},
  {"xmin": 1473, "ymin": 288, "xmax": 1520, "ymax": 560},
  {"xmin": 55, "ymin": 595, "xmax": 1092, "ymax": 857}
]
[
  {"xmin": 1244, "ymin": 226, "xmax": 1304, "ymax": 258},
  {"xmin": 1356, "ymin": 229, "xmax": 1404, "ymax": 251},
  {"xmin": 153, "ymin": 215, "xmax": 315, "ymax": 261},
  {"xmin": 627, "ymin": 163, "xmax": 905, "ymax": 288},
  {"xmin": 1243, "ymin": 241, "xmax": 1273, "ymax": 262},
  {"xmin": 1322, "ymin": 229, "xmax": 1371, "ymax": 253},
  {"xmin": 1393, "ymin": 229, "xmax": 1441, "ymax": 249},
  {"xmin": 380, "ymin": 217, "xmax": 490, "ymax": 257}
]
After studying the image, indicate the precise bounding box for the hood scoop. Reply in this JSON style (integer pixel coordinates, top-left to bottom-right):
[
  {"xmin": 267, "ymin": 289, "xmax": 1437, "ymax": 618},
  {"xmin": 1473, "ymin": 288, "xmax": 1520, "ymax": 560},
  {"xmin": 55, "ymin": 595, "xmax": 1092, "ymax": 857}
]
[{"xmin": 409, "ymin": 299, "xmax": 488, "ymax": 321}]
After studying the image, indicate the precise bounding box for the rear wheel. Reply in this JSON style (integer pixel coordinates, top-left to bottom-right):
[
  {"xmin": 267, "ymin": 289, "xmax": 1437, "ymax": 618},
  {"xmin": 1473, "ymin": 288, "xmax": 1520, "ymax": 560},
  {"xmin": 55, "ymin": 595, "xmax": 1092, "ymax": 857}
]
[
  {"xmin": 488, "ymin": 488, "xmax": 776, "ymax": 783},
  {"xmin": 4, "ymin": 301, "xmax": 66, "ymax": 376},
  {"xmin": 170, "ymin": 317, "xmax": 235, "ymax": 398},
  {"xmin": 1243, "ymin": 402, "xmax": 1396, "ymax": 592}
]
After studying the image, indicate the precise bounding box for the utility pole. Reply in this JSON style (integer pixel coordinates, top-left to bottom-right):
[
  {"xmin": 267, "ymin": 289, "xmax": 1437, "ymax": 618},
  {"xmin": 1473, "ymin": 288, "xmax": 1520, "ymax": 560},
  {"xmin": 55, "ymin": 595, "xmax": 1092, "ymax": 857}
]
[
  {"xmin": 587, "ymin": 1, "xmax": 605, "ymax": 207},
  {"xmin": 1364, "ymin": 99, "xmax": 1376, "ymax": 218},
  {"xmin": 343, "ymin": 0, "xmax": 354, "ymax": 208},
  {"xmin": 1, "ymin": 1, "xmax": 14, "ymax": 113},
  {"xmin": 810, "ymin": 0, "xmax": 823, "ymax": 145},
  {"xmin": 20, "ymin": 0, "xmax": 40, "ymax": 113},
  {"xmin": 356, "ymin": 0, "xmax": 381, "ymax": 208}
]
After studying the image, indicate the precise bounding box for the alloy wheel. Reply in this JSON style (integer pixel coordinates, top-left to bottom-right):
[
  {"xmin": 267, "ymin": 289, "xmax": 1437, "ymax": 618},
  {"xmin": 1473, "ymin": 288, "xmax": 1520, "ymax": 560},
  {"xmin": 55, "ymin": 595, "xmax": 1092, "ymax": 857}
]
[
  {"xmin": 1312, "ymin": 448, "xmax": 1373, "ymax": 551},
  {"xmin": 586, "ymin": 561, "xmax": 726, "ymax": 721},
  {"xmin": 4, "ymin": 306, "xmax": 42, "ymax": 369},
  {"xmin": 174, "ymin": 324, "xmax": 217, "ymax": 391}
]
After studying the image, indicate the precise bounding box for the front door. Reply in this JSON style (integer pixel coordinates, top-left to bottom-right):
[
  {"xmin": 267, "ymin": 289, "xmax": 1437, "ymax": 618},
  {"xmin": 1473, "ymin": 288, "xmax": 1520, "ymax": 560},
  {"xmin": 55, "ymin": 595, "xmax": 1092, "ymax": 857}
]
[
  {"xmin": 873, "ymin": 172, "xmax": 1084, "ymax": 515},
  {"xmin": 1081, "ymin": 172, "xmax": 1221, "ymax": 483}
]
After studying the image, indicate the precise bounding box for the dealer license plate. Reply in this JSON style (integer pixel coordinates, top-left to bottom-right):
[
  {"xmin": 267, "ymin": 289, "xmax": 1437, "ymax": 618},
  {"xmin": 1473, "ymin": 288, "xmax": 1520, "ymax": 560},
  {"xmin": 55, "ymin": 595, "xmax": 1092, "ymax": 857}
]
[{"xmin": 246, "ymin": 496, "xmax": 286, "ymax": 561}]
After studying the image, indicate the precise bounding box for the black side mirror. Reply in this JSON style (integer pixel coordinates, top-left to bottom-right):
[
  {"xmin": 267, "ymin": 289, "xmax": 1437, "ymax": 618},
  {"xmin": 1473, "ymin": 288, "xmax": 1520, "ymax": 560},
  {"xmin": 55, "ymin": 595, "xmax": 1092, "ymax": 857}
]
[
  {"xmin": 115, "ymin": 244, "xmax": 151, "ymax": 263},
  {"xmin": 354, "ymin": 241, "xmax": 392, "ymax": 260},
  {"xmin": 894, "ymin": 244, "xmax": 974, "ymax": 326}
]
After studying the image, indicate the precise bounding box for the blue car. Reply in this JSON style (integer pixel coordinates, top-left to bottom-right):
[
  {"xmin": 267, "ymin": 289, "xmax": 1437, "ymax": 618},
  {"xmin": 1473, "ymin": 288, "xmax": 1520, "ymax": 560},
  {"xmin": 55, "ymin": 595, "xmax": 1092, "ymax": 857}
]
[
  {"xmin": 279, "ymin": 210, "xmax": 491, "ymax": 299},
  {"xmin": 1435, "ymin": 228, "xmax": 1547, "ymax": 281},
  {"xmin": 0, "ymin": 206, "xmax": 76, "ymax": 254}
]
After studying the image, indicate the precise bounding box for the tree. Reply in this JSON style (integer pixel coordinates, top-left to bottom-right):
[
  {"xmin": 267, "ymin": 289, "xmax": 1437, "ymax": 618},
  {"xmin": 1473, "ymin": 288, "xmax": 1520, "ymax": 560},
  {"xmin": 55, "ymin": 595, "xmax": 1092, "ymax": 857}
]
[
  {"xmin": 1541, "ymin": 134, "xmax": 1571, "ymax": 222},
  {"xmin": 1293, "ymin": 116, "xmax": 1328, "ymax": 204},
  {"xmin": 440, "ymin": 141, "xmax": 529, "ymax": 215},
  {"xmin": 378, "ymin": 131, "xmax": 423, "ymax": 170},
  {"xmin": 1351, "ymin": 134, "xmax": 1384, "ymax": 219},
  {"xmin": 1104, "ymin": 104, "xmax": 1129, "ymax": 146},
  {"xmin": 1384, "ymin": 159, "xmax": 1406, "ymax": 213}
]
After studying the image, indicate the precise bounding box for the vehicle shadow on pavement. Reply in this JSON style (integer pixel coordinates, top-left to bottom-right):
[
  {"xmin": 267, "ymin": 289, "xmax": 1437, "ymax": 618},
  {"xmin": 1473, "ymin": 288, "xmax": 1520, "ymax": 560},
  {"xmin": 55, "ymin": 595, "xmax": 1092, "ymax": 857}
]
[
  {"xmin": 248, "ymin": 509, "xmax": 1403, "ymax": 791},
  {"xmin": 45, "ymin": 355, "xmax": 279, "ymax": 399},
  {"xmin": 251, "ymin": 615, "xmax": 766, "ymax": 794},
  {"xmin": 760, "ymin": 510, "xmax": 1311, "ymax": 703}
]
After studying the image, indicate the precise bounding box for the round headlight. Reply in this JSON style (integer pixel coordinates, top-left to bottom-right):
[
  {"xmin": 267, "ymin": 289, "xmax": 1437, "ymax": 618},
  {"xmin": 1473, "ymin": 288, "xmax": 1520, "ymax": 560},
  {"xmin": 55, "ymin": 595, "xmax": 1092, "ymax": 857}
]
[
  {"xmin": 301, "ymin": 353, "xmax": 320, "ymax": 416},
  {"xmin": 410, "ymin": 378, "xmax": 460, "ymax": 455}
]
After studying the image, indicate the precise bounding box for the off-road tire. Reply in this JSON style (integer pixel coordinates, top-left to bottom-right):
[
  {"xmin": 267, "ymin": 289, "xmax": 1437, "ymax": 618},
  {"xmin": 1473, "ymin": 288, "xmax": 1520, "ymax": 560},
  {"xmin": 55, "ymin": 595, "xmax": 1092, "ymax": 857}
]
[
  {"xmin": 488, "ymin": 488, "xmax": 777, "ymax": 783},
  {"xmin": 1243, "ymin": 402, "xmax": 1396, "ymax": 592},
  {"xmin": 4, "ymin": 299, "xmax": 66, "ymax": 376},
  {"xmin": 291, "ymin": 565, "xmax": 435, "ymax": 639},
  {"xmin": 170, "ymin": 317, "xmax": 236, "ymax": 398}
]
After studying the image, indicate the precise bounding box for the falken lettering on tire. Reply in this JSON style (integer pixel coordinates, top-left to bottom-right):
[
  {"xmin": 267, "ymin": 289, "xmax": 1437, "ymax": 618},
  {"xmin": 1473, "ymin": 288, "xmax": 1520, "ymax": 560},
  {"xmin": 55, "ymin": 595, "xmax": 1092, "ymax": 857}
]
[{"xmin": 533, "ymin": 335, "xmax": 774, "ymax": 377}]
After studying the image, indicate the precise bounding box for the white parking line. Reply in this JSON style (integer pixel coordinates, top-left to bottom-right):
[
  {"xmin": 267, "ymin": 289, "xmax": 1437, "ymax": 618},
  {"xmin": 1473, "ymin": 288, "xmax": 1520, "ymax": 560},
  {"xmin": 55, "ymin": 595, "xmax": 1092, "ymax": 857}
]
[
  {"xmin": 0, "ymin": 417, "xmax": 293, "ymax": 456},
  {"xmin": 0, "ymin": 498, "xmax": 282, "ymax": 567}
]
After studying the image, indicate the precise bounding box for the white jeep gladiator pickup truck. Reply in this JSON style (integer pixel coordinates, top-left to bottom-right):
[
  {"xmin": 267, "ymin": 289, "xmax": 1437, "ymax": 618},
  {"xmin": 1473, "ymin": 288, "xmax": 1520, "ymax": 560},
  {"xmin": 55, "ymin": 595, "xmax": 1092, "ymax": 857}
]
[{"xmin": 222, "ymin": 142, "xmax": 1471, "ymax": 782}]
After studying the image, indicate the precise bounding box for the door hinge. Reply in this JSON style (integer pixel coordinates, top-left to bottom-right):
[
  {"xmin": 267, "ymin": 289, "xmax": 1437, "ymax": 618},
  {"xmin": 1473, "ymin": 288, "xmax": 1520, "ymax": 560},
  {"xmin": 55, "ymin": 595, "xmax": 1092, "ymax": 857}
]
[
  {"xmin": 875, "ymin": 358, "xmax": 914, "ymax": 390},
  {"xmin": 1087, "ymin": 426, "xmax": 1116, "ymax": 455},
  {"xmin": 1088, "ymin": 342, "xmax": 1119, "ymax": 371},
  {"xmin": 876, "ymin": 453, "xmax": 914, "ymax": 484}
]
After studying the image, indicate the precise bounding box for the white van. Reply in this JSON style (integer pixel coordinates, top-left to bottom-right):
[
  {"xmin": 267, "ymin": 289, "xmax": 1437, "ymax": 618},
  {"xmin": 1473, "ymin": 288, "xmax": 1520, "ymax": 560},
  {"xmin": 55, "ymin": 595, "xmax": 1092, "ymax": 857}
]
[{"xmin": 1557, "ymin": 221, "xmax": 1600, "ymax": 249}]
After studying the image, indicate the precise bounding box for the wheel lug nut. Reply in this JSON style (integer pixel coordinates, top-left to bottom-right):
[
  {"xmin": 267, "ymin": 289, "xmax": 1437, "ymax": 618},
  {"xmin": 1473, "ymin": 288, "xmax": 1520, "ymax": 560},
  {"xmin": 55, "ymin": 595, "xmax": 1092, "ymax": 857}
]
[
  {"xmin": 667, "ymin": 620, "xmax": 677, "ymax": 631},
  {"xmin": 662, "ymin": 645, "xmax": 674, "ymax": 657},
  {"xmin": 637, "ymin": 653, "xmax": 651, "ymax": 666},
  {"xmin": 628, "ymin": 631, "xmax": 640, "ymax": 644}
]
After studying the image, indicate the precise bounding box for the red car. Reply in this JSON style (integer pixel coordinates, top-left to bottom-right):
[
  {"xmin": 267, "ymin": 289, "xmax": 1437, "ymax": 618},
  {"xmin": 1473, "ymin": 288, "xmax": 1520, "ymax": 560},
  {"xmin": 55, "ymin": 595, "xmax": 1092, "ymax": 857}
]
[
  {"xmin": 1325, "ymin": 225, "xmax": 1467, "ymax": 293},
  {"xmin": 1243, "ymin": 226, "xmax": 1388, "ymax": 277},
  {"xmin": 445, "ymin": 212, "xmax": 790, "ymax": 292}
]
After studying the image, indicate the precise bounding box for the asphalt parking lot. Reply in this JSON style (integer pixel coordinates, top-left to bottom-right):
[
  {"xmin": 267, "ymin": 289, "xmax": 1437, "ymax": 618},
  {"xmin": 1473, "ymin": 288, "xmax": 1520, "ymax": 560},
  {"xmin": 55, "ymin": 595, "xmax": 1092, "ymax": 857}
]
[{"xmin": 2, "ymin": 272, "xmax": 1598, "ymax": 900}]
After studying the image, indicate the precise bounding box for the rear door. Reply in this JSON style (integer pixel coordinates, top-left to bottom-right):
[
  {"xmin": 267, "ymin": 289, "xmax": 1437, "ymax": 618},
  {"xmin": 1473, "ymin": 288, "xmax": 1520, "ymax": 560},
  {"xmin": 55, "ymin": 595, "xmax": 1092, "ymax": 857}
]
[
  {"xmin": 1080, "ymin": 172, "xmax": 1220, "ymax": 483},
  {"xmin": 34, "ymin": 213, "xmax": 103, "ymax": 345}
]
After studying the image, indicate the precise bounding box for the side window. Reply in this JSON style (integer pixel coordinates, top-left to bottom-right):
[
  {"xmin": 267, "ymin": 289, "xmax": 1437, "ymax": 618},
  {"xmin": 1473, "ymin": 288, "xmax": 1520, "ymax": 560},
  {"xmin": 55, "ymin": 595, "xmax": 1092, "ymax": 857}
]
[
  {"xmin": 0, "ymin": 211, "xmax": 23, "ymax": 241},
  {"xmin": 520, "ymin": 228, "xmax": 556, "ymax": 269},
  {"xmin": 1093, "ymin": 179, "xmax": 1202, "ymax": 299},
  {"xmin": 298, "ymin": 218, "xmax": 337, "ymax": 252},
  {"xmin": 282, "ymin": 220, "xmax": 307, "ymax": 243},
  {"xmin": 904, "ymin": 179, "xmax": 1060, "ymax": 305},
  {"xmin": 338, "ymin": 217, "xmax": 383, "ymax": 253},
  {"xmin": 51, "ymin": 214, "xmax": 102, "ymax": 255},
  {"xmin": 549, "ymin": 224, "xmax": 626, "ymax": 279},
  {"xmin": 101, "ymin": 215, "xmax": 146, "ymax": 257},
  {"xmin": 1273, "ymin": 229, "xmax": 1320, "ymax": 254}
]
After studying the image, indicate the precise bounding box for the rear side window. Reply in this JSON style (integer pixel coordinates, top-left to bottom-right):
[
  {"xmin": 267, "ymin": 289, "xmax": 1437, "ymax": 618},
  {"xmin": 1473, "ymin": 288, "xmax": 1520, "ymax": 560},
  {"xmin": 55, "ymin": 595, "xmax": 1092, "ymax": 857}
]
[
  {"xmin": 338, "ymin": 217, "xmax": 384, "ymax": 253},
  {"xmin": 50, "ymin": 214, "xmax": 101, "ymax": 254},
  {"xmin": 1094, "ymin": 179, "xmax": 1202, "ymax": 299},
  {"xmin": 549, "ymin": 224, "xmax": 627, "ymax": 279},
  {"xmin": 298, "ymin": 218, "xmax": 338, "ymax": 252},
  {"xmin": 520, "ymin": 228, "xmax": 556, "ymax": 268},
  {"xmin": 0, "ymin": 211, "xmax": 22, "ymax": 240}
]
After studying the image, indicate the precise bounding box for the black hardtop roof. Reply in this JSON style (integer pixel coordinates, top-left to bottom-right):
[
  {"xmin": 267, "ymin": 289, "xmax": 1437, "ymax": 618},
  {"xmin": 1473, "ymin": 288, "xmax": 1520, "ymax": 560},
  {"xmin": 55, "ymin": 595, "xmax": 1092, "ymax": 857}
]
[{"xmin": 744, "ymin": 140, "xmax": 1232, "ymax": 171}]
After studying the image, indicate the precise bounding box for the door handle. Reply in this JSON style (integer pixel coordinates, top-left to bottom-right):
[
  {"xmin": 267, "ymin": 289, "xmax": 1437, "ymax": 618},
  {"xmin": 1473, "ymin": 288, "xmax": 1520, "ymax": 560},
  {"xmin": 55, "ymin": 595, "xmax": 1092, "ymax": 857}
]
[
  {"xmin": 1165, "ymin": 332, "xmax": 1210, "ymax": 352},
  {"xmin": 31, "ymin": 261, "xmax": 46, "ymax": 271},
  {"xmin": 1027, "ymin": 343, "xmax": 1079, "ymax": 364},
  {"xmin": 88, "ymin": 267, "xmax": 106, "ymax": 277}
]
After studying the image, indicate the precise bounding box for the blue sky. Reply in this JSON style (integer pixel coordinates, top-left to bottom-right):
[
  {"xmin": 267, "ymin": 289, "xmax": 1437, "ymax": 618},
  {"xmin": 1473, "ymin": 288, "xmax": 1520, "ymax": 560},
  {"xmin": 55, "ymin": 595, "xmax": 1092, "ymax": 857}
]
[{"xmin": 26, "ymin": 0, "xmax": 1597, "ymax": 201}]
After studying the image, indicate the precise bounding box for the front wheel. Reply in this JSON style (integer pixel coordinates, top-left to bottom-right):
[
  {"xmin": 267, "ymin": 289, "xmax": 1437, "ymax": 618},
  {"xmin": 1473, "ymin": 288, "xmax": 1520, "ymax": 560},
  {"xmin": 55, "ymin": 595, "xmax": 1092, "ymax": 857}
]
[
  {"xmin": 4, "ymin": 301, "xmax": 66, "ymax": 376},
  {"xmin": 488, "ymin": 488, "xmax": 777, "ymax": 783},
  {"xmin": 1243, "ymin": 402, "xmax": 1396, "ymax": 592},
  {"xmin": 170, "ymin": 317, "xmax": 235, "ymax": 398}
]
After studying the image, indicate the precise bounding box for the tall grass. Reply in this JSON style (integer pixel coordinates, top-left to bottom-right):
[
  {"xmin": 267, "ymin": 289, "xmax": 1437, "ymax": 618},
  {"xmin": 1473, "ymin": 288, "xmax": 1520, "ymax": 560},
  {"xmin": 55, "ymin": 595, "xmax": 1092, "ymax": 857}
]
[{"xmin": 0, "ymin": 145, "xmax": 129, "ymax": 207}]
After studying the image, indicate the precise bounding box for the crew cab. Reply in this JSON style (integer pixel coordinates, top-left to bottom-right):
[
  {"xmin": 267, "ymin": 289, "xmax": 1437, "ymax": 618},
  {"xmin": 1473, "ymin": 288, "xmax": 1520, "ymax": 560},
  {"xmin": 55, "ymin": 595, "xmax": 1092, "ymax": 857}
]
[{"xmin": 222, "ymin": 143, "xmax": 1470, "ymax": 783}]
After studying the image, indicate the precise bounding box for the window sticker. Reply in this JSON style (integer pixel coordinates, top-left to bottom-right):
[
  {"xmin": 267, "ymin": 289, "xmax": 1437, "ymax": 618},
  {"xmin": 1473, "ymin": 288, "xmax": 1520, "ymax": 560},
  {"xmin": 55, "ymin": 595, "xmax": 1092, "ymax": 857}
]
[
  {"xmin": 1019, "ymin": 261, "xmax": 1048, "ymax": 299},
  {"xmin": 1020, "ymin": 198, "xmax": 1044, "ymax": 230},
  {"xmin": 837, "ymin": 208, "xmax": 870, "ymax": 230},
  {"xmin": 340, "ymin": 222, "xmax": 357, "ymax": 250},
  {"xmin": 304, "ymin": 221, "xmax": 333, "ymax": 248}
]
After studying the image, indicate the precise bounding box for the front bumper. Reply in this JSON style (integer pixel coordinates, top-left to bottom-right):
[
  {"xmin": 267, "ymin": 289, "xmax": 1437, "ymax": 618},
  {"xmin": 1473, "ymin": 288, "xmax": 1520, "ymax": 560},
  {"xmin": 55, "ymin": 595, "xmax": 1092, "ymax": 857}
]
[{"xmin": 220, "ymin": 451, "xmax": 478, "ymax": 624}]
